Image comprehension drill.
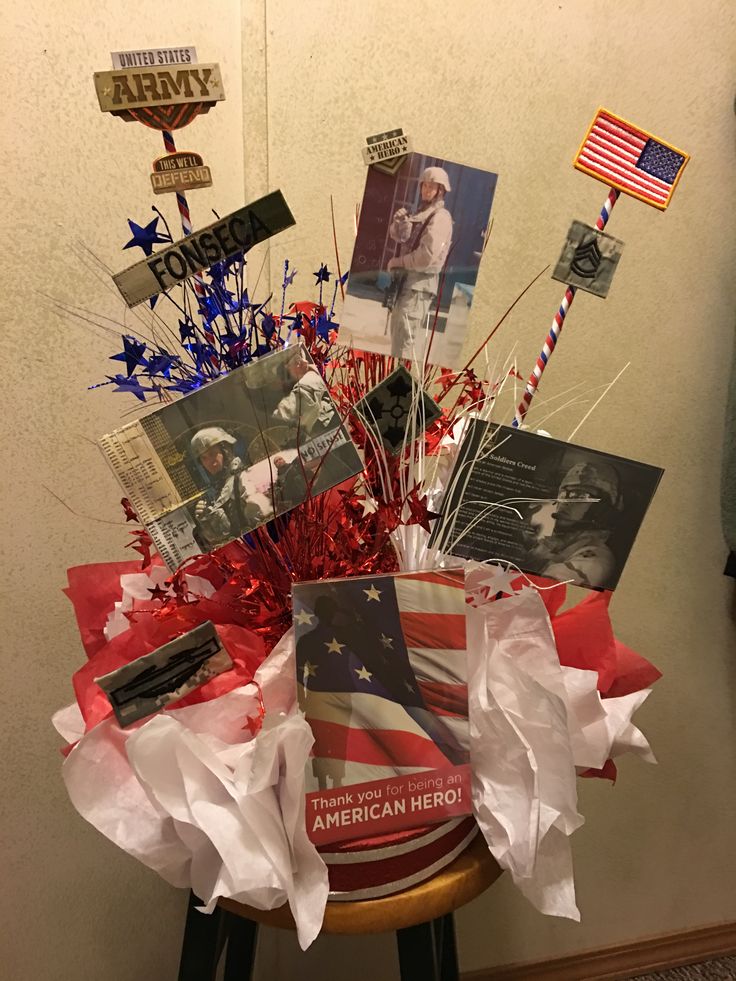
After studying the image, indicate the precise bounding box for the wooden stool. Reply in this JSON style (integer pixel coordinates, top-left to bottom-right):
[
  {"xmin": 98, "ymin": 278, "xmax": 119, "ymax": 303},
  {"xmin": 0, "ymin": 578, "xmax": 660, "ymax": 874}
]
[{"xmin": 177, "ymin": 833, "xmax": 501, "ymax": 981}]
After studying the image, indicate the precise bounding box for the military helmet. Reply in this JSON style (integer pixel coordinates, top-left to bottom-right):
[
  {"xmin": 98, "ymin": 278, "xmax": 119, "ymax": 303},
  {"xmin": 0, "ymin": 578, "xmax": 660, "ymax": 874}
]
[
  {"xmin": 558, "ymin": 461, "xmax": 622, "ymax": 509},
  {"xmin": 190, "ymin": 426, "xmax": 237, "ymax": 458},
  {"xmin": 420, "ymin": 166, "xmax": 451, "ymax": 193}
]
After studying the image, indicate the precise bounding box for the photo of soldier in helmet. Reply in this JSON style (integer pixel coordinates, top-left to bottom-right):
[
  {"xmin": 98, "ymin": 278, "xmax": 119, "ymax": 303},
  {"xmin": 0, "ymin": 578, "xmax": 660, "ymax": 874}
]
[
  {"xmin": 385, "ymin": 166, "xmax": 454, "ymax": 359},
  {"xmin": 340, "ymin": 152, "xmax": 497, "ymax": 366},
  {"xmin": 119, "ymin": 346, "xmax": 363, "ymax": 562},
  {"xmin": 526, "ymin": 460, "xmax": 624, "ymax": 589},
  {"xmin": 189, "ymin": 426, "xmax": 271, "ymax": 548}
]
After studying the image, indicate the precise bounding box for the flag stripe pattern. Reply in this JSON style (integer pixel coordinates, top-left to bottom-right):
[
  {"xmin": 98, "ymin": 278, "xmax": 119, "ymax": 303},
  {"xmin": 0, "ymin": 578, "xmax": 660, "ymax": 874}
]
[
  {"xmin": 398, "ymin": 612, "xmax": 466, "ymax": 652},
  {"xmin": 574, "ymin": 108, "xmax": 688, "ymax": 210},
  {"xmin": 308, "ymin": 718, "xmax": 452, "ymax": 769},
  {"xmin": 406, "ymin": 647, "xmax": 466, "ymax": 687},
  {"xmin": 417, "ymin": 679, "xmax": 468, "ymax": 717},
  {"xmin": 294, "ymin": 569, "xmax": 469, "ymax": 792}
]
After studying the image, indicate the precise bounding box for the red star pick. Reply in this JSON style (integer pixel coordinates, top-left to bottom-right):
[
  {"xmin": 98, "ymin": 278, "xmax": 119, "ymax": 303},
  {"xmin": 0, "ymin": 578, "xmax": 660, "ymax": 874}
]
[
  {"xmin": 121, "ymin": 497, "xmax": 139, "ymax": 522},
  {"xmin": 126, "ymin": 529, "xmax": 153, "ymax": 568},
  {"xmin": 243, "ymin": 715, "xmax": 262, "ymax": 737},
  {"xmin": 405, "ymin": 489, "xmax": 441, "ymax": 534}
]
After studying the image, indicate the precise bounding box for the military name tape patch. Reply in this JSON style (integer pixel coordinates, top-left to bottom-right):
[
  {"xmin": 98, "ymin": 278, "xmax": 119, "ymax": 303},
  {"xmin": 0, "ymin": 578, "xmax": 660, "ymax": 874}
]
[{"xmin": 113, "ymin": 190, "xmax": 295, "ymax": 307}]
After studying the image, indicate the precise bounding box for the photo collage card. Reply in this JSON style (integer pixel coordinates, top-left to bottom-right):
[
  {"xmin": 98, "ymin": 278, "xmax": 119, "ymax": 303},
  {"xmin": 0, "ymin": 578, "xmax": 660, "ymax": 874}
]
[{"xmin": 100, "ymin": 345, "xmax": 363, "ymax": 569}]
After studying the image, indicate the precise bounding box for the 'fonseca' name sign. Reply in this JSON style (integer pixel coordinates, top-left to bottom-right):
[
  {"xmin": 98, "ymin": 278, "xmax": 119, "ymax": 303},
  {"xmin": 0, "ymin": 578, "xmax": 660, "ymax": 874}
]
[
  {"xmin": 113, "ymin": 190, "xmax": 295, "ymax": 307},
  {"xmin": 95, "ymin": 64, "xmax": 224, "ymax": 112}
]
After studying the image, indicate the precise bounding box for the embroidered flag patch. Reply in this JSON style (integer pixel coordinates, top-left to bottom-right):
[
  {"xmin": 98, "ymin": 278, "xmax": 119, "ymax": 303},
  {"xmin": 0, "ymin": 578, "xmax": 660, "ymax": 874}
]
[{"xmin": 574, "ymin": 108, "xmax": 689, "ymax": 210}]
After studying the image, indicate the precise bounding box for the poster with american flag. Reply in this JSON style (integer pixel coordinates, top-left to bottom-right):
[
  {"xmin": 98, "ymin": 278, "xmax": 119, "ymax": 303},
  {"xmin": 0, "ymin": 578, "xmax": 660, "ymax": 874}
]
[
  {"xmin": 294, "ymin": 569, "xmax": 471, "ymax": 846},
  {"xmin": 574, "ymin": 108, "xmax": 689, "ymax": 210}
]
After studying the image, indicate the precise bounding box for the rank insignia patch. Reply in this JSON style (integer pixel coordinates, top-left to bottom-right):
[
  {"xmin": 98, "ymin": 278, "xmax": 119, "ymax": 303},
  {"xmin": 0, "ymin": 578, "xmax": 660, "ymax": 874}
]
[{"xmin": 551, "ymin": 220, "xmax": 625, "ymax": 298}]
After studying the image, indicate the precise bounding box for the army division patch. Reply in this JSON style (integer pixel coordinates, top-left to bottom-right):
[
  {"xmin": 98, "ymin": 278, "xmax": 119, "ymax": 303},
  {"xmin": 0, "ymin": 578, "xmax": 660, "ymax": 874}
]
[
  {"xmin": 354, "ymin": 365, "xmax": 442, "ymax": 455},
  {"xmin": 551, "ymin": 220, "xmax": 625, "ymax": 298}
]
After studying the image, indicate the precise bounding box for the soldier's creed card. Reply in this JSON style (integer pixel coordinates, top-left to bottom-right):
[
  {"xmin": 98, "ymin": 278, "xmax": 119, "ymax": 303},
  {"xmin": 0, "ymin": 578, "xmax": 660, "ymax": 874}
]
[
  {"xmin": 294, "ymin": 570, "xmax": 471, "ymax": 846},
  {"xmin": 99, "ymin": 346, "xmax": 363, "ymax": 570},
  {"xmin": 430, "ymin": 422, "xmax": 663, "ymax": 591},
  {"xmin": 340, "ymin": 152, "xmax": 497, "ymax": 367}
]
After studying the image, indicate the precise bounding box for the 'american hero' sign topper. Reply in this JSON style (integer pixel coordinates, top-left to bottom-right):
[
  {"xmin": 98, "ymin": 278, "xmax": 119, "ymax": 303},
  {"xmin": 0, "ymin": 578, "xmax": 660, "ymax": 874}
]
[{"xmin": 113, "ymin": 190, "xmax": 295, "ymax": 307}]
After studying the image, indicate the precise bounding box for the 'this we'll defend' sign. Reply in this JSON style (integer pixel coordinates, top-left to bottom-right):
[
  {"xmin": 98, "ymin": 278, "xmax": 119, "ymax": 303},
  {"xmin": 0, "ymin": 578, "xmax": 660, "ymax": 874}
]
[
  {"xmin": 151, "ymin": 151, "xmax": 212, "ymax": 194},
  {"xmin": 112, "ymin": 191, "xmax": 295, "ymax": 307}
]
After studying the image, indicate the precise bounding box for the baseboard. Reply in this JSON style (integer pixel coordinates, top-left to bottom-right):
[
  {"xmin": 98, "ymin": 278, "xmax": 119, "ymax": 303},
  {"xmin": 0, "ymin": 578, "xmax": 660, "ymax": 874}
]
[{"xmin": 462, "ymin": 920, "xmax": 736, "ymax": 981}]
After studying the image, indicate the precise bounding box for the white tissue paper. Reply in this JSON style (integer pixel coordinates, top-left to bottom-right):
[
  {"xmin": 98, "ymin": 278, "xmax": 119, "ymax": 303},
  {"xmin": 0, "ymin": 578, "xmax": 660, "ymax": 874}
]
[
  {"xmin": 467, "ymin": 585, "xmax": 654, "ymax": 919},
  {"xmin": 60, "ymin": 629, "xmax": 329, "ymax": 949},
  {"xmin": 103, "ymin": 566, "xmax": 216, "ymax": 641},
  {"xmin": 57, "ymin": 568, "xmax": 655, "ymax": 941}
]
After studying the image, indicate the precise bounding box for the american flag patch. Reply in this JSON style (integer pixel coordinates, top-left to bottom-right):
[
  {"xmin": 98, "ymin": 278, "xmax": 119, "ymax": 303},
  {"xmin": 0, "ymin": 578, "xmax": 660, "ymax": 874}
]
[{"xmin": 574, "ymin": 108, "xmax": 689, "ymax": 210}]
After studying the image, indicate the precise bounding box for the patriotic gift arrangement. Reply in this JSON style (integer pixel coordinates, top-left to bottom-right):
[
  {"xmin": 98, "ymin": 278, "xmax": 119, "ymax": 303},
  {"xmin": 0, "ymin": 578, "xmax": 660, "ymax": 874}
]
[{"xmin": 53, "ymin": 64, "xmax": 689, "ymax": 950}]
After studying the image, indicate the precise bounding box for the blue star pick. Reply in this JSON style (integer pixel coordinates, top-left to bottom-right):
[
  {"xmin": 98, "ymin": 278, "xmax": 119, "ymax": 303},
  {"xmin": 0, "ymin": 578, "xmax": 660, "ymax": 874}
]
[
  {"xmin": 123, "ymin": 217, "xmax": 170, "ymax": 256},
  {"xmin": 261, "ymin": 312, "xmax": 277, "ymax": 339},
  {"xmin": 110, "ymin": 335, "xmax": 147, "ymax": 376},
  {"xmin": 179, "ymin": 319, "xmax": 196, "ymax": 342},
  {"xmin": 146, "ymin": 352, "xmax": 179, "ymax": 379},
  {"xmin": 107, "ymin": 374, "xmax": 152, "ymax": 402},
  {"xmin": 313, "ymin": 264, "xmax": 331, "ymax": 285}
]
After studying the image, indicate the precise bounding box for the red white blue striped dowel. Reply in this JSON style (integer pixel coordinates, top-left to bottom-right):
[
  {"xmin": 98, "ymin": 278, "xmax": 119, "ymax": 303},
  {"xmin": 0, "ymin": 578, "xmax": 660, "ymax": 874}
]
[
  {"xmin": 161, "ymin": 129, "xmax": 207, "ymax": 298},
  {"xmin": 594, "ymin": 186, "xmax": 619, "ymax": 232},
  {"xmin": 513, "ymin": 285, "xmax": 576, "ymax": 427},
  {"xmin": 161, "ymin": 129, "xmax": 216, "ymax": 351},
  {"xmin": 513, "ymin": 186, "xmax": 620, "ymax": 427}
]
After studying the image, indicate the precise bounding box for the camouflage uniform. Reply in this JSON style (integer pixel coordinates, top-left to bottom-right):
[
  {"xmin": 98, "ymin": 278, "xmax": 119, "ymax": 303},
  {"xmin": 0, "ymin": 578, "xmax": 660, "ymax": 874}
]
[{"xmin": 388, "ymin": 167, "xmax": 453, "ymax": 359}]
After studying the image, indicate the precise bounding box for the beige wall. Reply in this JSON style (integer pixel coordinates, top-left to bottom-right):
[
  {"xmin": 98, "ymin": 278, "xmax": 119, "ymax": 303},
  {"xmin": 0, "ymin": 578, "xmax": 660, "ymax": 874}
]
[
  {"xmin": 2, "ymin": 3, "xmax": 243, "ymax": 979},
  {"xmin": 251, "ymin": 1, "xmax": 736, "ymax": 976},
  {"xmin": 2, "ymin": 1, "xmax": 735, "ymax": 979}
]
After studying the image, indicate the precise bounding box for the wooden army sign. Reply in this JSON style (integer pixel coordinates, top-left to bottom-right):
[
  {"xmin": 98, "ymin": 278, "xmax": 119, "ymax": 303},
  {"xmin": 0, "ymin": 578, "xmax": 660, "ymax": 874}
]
[
  {"xmin": 151, "ymin": 151, "xmax": 212, "ymax": 194},
  {"xmin": 94, "ymin": 63, "xmax": 224, "ymax": 130},
  {"xmin": 95, "ymin": 64, "xmax": 223, "ymax": 112},
  {"xmin": 113, "ymin": 190, "xmax": 296, "ymax": 307}
]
